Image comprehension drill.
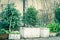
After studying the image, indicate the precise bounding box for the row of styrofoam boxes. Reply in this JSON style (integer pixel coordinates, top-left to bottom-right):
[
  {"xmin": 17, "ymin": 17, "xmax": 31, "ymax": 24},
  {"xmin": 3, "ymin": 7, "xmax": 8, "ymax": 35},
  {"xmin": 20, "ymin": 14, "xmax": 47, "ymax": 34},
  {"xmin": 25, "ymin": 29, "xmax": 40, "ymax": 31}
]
[
  {"xmin": 9, "ymin": 28, "xmax": 50, "ymax": 39},
  {"xmin": 20, "ymin": 28, "xmax": 50, "ymax": 38}
]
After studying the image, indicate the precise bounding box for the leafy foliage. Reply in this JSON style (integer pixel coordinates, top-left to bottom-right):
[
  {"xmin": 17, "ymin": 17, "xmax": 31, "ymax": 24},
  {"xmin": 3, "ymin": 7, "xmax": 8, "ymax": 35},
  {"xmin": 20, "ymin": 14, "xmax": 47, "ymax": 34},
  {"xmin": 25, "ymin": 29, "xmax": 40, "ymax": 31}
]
[
  {"xmin": 23, "ymin": 7, "xmax": 38, "ymax": 27},
  {"xmin": 0, "ymin": 29, "xmax": 9, "ymax": 34},
  {"xmin": 0, "ymin": 20, "xmax": 9, "ymax": 30},
  {"xmin": 0, "ymin": 3, "xmax": 21, "ymax": 30},
  {"xmin": 55, "ymin": 3, "xmax": 60, "ymax": 23},
  {"xmin": 46, "ymin": 23, "xmax": 60, "ymax": 32}
]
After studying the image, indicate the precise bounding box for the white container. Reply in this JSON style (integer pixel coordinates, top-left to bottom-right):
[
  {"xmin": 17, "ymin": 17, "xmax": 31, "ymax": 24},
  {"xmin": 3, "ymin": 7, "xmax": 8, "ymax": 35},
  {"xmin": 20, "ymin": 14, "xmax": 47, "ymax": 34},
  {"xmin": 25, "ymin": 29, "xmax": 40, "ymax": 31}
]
[
  {"xmin": 40, "ymin": 28, "xmax": 50, "ymax": 37},
  {"xmin": 50, "ymin": 33, "xmax": 57, "ymax": 37},
  {"xmin": 9, "ymin": 34, "xmax": 20, "ymax": 39},
  {"xmin": 20, "ymin": 27, "xmax": 40, "ymax": 38}
]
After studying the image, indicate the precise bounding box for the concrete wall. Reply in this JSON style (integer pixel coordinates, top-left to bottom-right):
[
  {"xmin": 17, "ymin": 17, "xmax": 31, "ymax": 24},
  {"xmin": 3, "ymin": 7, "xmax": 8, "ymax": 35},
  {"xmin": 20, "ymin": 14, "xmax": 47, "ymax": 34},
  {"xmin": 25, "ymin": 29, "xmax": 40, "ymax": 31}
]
[{"xmin": 0, "ymin": 0, "xmax": 23, "ymax": 15}]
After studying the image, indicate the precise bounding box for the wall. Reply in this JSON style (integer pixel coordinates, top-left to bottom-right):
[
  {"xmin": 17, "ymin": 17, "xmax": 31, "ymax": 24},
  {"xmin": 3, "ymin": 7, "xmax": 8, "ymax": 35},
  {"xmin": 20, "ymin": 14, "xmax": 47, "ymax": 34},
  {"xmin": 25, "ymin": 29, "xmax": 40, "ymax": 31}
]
[{"xmin": 0, "ymin": 0, "xmax": 23, "ymax": 16}]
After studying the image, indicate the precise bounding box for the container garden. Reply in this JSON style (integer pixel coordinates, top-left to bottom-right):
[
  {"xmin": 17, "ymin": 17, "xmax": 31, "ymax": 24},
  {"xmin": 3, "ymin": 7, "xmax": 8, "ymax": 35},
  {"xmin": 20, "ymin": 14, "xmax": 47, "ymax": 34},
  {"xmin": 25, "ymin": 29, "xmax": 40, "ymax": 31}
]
[
  {"xmin": 40, "ymin": 28, "xmax": 50, "ymax": 37},
  {"xmin": 9, "ymin": 31, "xmax": 20, "ymax": 39},
  {"xmin": 22, "ymin": 7, "xmax": 40, "ymax": 38}
]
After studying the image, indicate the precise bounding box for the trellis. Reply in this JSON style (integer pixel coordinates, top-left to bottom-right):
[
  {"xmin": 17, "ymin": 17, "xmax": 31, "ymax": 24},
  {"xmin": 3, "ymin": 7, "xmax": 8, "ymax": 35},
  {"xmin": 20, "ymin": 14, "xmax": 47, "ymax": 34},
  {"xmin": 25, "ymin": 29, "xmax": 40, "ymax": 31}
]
[{"xmin": 35, "ymin": 0, "xmax": 60, "ymax": 26}]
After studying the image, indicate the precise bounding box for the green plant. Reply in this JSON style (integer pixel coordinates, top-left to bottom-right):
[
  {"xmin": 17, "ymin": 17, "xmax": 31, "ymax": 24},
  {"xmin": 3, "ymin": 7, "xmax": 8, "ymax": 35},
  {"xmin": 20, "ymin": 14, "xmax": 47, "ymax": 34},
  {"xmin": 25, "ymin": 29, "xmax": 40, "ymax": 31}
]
[
  {"xmin": 55, "ymin": 3, "xmax": 60, "ymax": 23},
  {"xmin": 23, "ymin": 6, "xmax": 38, "ymax": 27},
  {"xmin": 0, "ymin": 20, "xmax": 9, "ymax": 30},
  {"xmin": 46, "ymin": 23, "xmax": 60, "ymax": 33},
  {"xmin": 0, "ymin": 3, "xmax": 21, "ymax": 31},
  {"xmin": 0, "ymin": 29, "xmax": 9, "ymax": 34},
  {"xmin": 9, "ymin": 31, "xmax": 20, "ymax": 34}
]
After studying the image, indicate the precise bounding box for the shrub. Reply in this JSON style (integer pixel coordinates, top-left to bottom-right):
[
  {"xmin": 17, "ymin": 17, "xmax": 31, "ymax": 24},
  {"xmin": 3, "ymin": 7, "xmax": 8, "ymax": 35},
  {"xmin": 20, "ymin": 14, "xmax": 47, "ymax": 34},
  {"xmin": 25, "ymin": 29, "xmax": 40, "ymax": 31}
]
[
  {"xmin": 55, "ymin": 3, "xmax": 60, "ymax": 23},
  {"xmin": 46, "ymin": 23, "xmax": 60, "ymax": 33},
  {"xmin": 0, "ymin": 29, "xmax": 9, "ymax": 34},
  {"xmin": 23, "ymin": 6, "xmax": 38, "ymax": 27},
  {"xmin": 0, "ymin": 3, "xmax": 21, "ymax": 31}
]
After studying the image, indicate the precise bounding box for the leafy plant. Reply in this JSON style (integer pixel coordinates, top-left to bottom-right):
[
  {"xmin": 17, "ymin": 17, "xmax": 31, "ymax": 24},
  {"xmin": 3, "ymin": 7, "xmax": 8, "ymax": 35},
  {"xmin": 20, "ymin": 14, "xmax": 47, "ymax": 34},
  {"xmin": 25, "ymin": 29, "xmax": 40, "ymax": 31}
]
[
  {"xmin": 0, "ymin": 20, "xmax": 9, "ymax": 30},
  {"xmin": 55, "ymin": 3, "xmax": 60, "ymax": 23},
  {"xmin": 0, "ymin": 3, "xmax": 21, "ymax": 31},
  {"xmin": 0, "ymin": 29, "xmax": 9, "ymax": 34},
  {"xmin": 46, "ymin": 23, "xmax": 60, "ymax": 33},
  {"xmin": 23, "ymin": 6, "xmax": 38, "ymax": 27}
]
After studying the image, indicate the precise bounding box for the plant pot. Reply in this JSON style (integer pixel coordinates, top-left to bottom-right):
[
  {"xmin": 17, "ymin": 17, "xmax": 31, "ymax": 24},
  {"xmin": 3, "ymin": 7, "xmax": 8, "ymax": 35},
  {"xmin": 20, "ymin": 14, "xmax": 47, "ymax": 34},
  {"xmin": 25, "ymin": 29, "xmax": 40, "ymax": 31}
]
[
  {"xmin": 9, "ymin": 31, "xmax": 20, "ymax": 39},
  {"xmin": 9, "ymin": 34, "xmax": 20, "ymax": 39},
  {"xmin": 0, "ymin": 34, "xmax": 8, "ymax": 39},
  {"xmin": 50, "ymin": 32, "xmax": 57, "ymax": 37},
  {"xmin": 20, "ymin": 27, "xmax": 40, "ymax": 38},
  {"xmin": 40, "ymin": 28, "xmax": 50, "ymax": 37}
]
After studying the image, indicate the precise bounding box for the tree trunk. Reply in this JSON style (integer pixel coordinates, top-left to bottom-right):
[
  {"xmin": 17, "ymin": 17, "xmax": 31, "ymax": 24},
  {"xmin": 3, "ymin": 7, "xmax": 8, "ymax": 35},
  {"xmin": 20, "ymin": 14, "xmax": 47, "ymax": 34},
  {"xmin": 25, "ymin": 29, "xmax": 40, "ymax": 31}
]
[{"xmin": 23, "ymin": 0, "xmax": 25, "ymax": 27}]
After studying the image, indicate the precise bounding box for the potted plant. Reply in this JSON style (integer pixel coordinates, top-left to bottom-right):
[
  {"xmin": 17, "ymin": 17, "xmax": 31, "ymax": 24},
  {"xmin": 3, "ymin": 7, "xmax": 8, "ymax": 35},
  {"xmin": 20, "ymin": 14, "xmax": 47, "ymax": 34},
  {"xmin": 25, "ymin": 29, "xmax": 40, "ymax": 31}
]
[
  {"xmin": 0, "ymin": 29, "xmax": 9, "ymax": 39},
  {"xmin": 21, "ymin": 6, "xmax": 40, "ymax": 38},
  {"xmin": 0, "ymin": 3, "xmax": 21, "ymax": 39},
  {"xmin": 46, "ymin": 23, "xmax": 59, "ymax": 36}
]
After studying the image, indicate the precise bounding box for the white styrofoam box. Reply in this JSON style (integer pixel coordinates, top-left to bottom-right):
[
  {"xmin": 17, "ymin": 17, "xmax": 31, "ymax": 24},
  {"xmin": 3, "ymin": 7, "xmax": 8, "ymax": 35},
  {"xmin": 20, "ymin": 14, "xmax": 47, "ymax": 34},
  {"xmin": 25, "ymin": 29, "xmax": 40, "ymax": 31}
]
[
  {"xmin": 50, "ymin": 33, "xmax": 57, "ymax": 37},
  {"xmin": 32, "ymin": 28, "xmax": 40, "ymax": 37},
  {"xmin": 20, "ymin": 27, "xmax": 40, "ymax": 38},
  {"xmin": 9, "ymin": 34, "xmax": 20, "ymax": 39},
  {"xmin": 40, "ymin": 28, "xmax": 50, "ymax": 37}
]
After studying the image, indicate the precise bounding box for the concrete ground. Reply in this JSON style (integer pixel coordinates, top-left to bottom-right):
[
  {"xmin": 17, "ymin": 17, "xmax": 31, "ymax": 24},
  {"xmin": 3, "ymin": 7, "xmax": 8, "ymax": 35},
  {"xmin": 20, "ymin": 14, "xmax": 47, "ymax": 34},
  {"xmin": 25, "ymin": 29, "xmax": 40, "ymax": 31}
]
[
  {"xmin": 21, "ymin": 37, "xmax": 60, "ymax": 40},
  {"xmin": 8, "ymin": 36, "xmax": 60, "ymax": 40}
]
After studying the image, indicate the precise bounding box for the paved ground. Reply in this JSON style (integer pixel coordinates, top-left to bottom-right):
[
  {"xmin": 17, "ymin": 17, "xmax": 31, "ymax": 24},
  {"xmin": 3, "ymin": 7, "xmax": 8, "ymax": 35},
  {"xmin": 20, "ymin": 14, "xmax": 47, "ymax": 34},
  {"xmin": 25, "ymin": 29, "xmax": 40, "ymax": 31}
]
[
  {"xmin": 8, "ymin": 37, "xmax": 60, "ymax": 40},
  {"xmin": 21, "ymin": 37, "xmax": 60, "ymax": 40}
]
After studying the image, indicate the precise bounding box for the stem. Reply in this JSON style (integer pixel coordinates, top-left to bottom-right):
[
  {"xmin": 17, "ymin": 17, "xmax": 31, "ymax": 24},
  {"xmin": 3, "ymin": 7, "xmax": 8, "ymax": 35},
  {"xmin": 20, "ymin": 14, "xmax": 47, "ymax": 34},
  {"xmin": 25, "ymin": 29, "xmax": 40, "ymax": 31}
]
[
  {"xmin": 9, "ymin": 16, "xmax": 12, "ymax": 32},
  {"xmin": 9, "ymin": 20, "xmax": 11, "ymax": 32},
  {"xmin": 23, "ymin": 0, "xmax": 25, "ymax": 27}
]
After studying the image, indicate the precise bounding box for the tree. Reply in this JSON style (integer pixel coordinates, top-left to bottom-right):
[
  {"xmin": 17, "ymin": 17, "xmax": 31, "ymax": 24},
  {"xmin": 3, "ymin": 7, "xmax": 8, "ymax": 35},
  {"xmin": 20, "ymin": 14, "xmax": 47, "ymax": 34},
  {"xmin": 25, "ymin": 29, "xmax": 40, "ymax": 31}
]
[
  {"xmin": 0, "ymin": 3, "xmax": 21, "ymax": 31},
  {"xmin": 23, "ymin": 7, "xmax": 38, "ymax": 27}
]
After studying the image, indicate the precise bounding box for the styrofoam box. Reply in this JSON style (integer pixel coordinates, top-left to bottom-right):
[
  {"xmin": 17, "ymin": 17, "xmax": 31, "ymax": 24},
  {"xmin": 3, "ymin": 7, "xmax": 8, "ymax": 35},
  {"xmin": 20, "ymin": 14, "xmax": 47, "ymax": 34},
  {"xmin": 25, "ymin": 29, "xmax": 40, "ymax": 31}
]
[
  {"xmin": 9, "ymin": 34, "xmax": 20, "ymax": 39},
  {"xmin": 40, "ymin": 28, "xmax": 50, "ymax": 37},
  {"xmin": 20, "ymin": 27, "xmax": 40, "ymax": 38}
]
